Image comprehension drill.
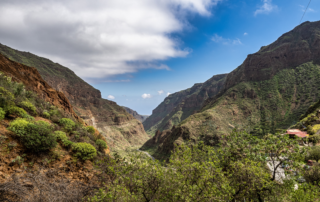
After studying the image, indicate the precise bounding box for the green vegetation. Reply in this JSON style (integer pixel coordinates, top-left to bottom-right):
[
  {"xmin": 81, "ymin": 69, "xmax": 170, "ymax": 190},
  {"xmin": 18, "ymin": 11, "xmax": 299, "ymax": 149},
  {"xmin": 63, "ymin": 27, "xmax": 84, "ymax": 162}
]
[
  {"xmin": 18, "ymin": 100, "xmax": 37, "ymax": 115},
  {"xmin": 8, "ymin": 118, "xmax": 30, "ymax": 137},
  {"xmin": 7, "ymin": 106, "xmax": 28, "ymax": 118},
  {"xmin": 72, "ymin": 142, "xmax": 97, "ymax": 160},
  {"xmin": 86, "ymin": 126, "xmax": 95, "ymax": 134},
  {"xmin": 59, "ymin": 118, "xmax": 75, "ymax": 132},
  {"xmin": 0, "ymin": 107, "xmax": 5, "ymax": 121},
  {"xmin": 306, "ymin": 146, "xmax": 320, "ymax": 162},
  {"xmin": 96, "ymin": 139, "xmax": 107, "ymax": 151},
  {"xmin": 54, "ymin": 131, "xmax": 74, "ymax": 147}
]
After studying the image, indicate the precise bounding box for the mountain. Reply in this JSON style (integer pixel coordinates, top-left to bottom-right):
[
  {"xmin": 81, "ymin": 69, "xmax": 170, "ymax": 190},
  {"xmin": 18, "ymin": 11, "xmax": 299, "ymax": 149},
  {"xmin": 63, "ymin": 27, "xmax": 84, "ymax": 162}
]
[
  {"xmin": 143, "ymin": 74, "xmax": 227, "ymax": 135},
  {"xmin": 0, "ymin": 44, "xmax": 150, "ymax": 150},
  {"xmin": 122, "ymin": 106, "xmax": 149, "ymax": 123},
  {"xmin": 141, "ymin": 20, "xmax": 320, "ymax": 160}
]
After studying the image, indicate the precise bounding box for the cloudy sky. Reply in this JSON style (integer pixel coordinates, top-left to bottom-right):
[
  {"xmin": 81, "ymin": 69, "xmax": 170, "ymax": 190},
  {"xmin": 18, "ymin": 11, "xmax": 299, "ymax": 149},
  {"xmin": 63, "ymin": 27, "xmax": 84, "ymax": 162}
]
[{"xmin": 0, "ymin": 0, "xmax": 319, "ymax": 114}]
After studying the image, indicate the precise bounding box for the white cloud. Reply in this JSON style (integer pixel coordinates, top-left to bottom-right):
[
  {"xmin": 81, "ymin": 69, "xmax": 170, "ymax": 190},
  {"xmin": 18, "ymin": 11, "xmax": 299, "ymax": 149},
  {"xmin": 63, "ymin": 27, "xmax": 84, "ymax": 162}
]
[
  {"xmin": 158, "ymin": 90, "xmax": 164, "ymax": 95},
  {"xmin": 108, "ymin": 95, "xmax": 115, "ymax": 100},
  {"xmin": 244, "ymin": 32, "xmax": 248, "ymax": 36},
  {"xmin": 142, "ymin": 93, "xmax": 151, "ymax": 99},
  {"xmin": 0, "ymin": 0, "xmax": 222, "ymax": 79},
  {"xmin": 167, "ymin": 92, "xmax": 171, "ymax": 96},
  {"xmin": 211, "ymin": 34, "xmax": 242, "ymax": 45},
  {"xmin": 299, "ymin": 5, "xmax": 316, "ymax": 13},
  {"xmin": 254, "ymin": 0, "xmax": 278, "ymax": 16}
]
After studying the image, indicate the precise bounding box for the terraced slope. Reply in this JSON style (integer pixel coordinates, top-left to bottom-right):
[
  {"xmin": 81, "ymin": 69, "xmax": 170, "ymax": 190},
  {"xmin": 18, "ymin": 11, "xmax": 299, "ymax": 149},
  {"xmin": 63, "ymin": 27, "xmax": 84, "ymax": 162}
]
[
  {"xmin": 143, "ymin": 74, "xmax": 227, "ymax": 135},
  {"xmin": 0, "ymin": 44, "xmax": 149, "ymax": 150},
  {"xmin": 141, "ymin": 21, "xmax": 320, "ymax": 160}
]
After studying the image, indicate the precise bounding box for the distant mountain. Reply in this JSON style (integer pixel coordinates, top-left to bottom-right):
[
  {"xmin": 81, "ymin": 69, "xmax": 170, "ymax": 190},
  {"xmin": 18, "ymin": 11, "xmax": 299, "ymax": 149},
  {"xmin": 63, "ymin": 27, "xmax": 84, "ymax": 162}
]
[
  {"xmin": 141, "ymin": 21, "xmax": 320, "ymax": 160},
  {"xmin": 143, "ymin": 74, "xmax": 227, "ymax": 135},
  {"xmin": 122, "ymin": 106, "xmax": 149, "ymax": 123},
  {"xmin": 0, "ymin": 43, "xmax": 150, "ymax": 150}
]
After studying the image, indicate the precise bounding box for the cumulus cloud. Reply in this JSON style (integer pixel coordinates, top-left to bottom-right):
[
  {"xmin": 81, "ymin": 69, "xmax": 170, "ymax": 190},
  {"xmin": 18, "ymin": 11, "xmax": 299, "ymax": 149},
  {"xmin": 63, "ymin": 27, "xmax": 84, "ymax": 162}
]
[
  {"xmin": 0, "ymin": 0, "xmax": 222, "ymax": 79},
  {"xmin": 158, "ymin": 90, "xmax": 164, "ymax": 95},
  {"xmin": 142, "ymin": 93, "xmax": 151, "ymax": 99},
  {"xmin": 254, "ymin": 0, "xmax": 278, "ymax": 16},
  {"xmin": 211, "ymin": 34, "xmax": 242, "ymax": 45},
  {"xmin": 167, "ymin": 92, "xmax": 171, "ymax": 96},
  {"xmin": 108, "ymin": 95, "xmax": 115, "ymax": 100}
]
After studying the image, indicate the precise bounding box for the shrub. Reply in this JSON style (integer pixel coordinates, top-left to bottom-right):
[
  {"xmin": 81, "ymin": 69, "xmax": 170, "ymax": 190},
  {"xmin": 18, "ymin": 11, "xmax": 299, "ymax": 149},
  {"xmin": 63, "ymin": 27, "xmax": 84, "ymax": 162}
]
[
  {"xmin": 96, "ymin": 139, "xmax": 108, "ymax": 151},
  {"xmin": 0, "ymin": 87, "xmax": 14, "ymax": 108},
  {"xmin": 18, "ymin": 101, "xmax": 37, "ymax": 115},
  {"xmin": 86, "ymin": 126, "xmax": 95, "ymax": 135},
  {"xmin": 0, "ymin": 107, "xmax": 5, "ymax": 121},
  {"xmin": 307, "ymin": 125, "xmax": 315, "ymax": 135},
  {"xmin": 59, "ymin": 118, "xmax": 75, "ymax": 132},
  {"xmin": 313, "ymin": 124, "xmax": 320, "ymax": 134},
  {"xmin": 42, "ymin": 110, "xmax": 50, "ymax": 118},
  {"xmin": 72, "ymin": 142, "xmax": 97, "ymax": 160},
  {"xmin": 20, "ymin": 121, "xmax": 57, "ymax": 152},
  {"xmin": 54, "ymin": 131, "xmax": 74, "ymax": 147},
  {"xmin": 303, "ymin": 164, "xmax": 320, "ymax": 185},
  {"xmin": 7, "ymin": 106, "xmax": 28, "ymax": 118},
  {"xmin": 306, "ymin": 146, "xmax": 320, "ymax": 162},
  {"xmin": 7, "ymin": 118, "xmax": 30, "ymax": 137},
  {"xmin": 309, "ymin": 134, "xmax": 320, "ymax": 144}
]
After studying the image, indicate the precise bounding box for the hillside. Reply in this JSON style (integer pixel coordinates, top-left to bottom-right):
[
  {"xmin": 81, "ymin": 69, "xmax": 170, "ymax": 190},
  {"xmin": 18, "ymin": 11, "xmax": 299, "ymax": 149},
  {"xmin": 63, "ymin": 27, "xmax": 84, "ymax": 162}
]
[
  {"xmin": 122, "ymin": 106, "xmax": 149, "ymax": 123},
  {"xmin": 143, "ymin": 74, "xmax": 227, "ymax": 135},
  {"xmin": 0, "ymin": 44, "xmax": 150, "ymax": 150},
  {"xmin": 141, "ymin": 20, "xmax": 320, "ymax": 160}
]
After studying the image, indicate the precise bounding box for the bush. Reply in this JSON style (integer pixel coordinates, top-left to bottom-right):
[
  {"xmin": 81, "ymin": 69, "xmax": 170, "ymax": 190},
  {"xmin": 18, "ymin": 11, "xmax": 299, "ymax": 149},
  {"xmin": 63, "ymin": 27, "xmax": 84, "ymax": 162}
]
[
  {"xmin": 59, "ymin": 118, "xmax": 75, "ymax": 132},
  {"xmin": 0, "ymin": 107, "xmax": 5, "ymax": 121},
  {"xmin": 86, "ymin": 126, "xmax": 95, "ymax": 135},
  {"xmin": 20, "ymin": 121, "xmax": 57, "ymax": 152},
  {"xmin": 7, "ymin": 118, "xmax": 30, "ymax": 137},
  {"xmin": 303, "ymin": 164, "xmax": 320, "ymax": 185},
  {"xmin": 0, "ymin": 87, "xmax": 14, "ymax": 108},
  {"xmin": 18, "ymin": 101, "xmax": 37, "ymax": 115},
  {"xmin": 7, "ymin": 106, "xmax": 29, "ymax": 118},
  {"xmin": 42, "ymin": 110, "xmax": 50, "ymax": 118},
  {"xmin": 309, "ymin": 134, "xmax": 320, "ymax": 144},
  {"xmin": 307, "ymin": 125, "xmax": 315, "ymax": 135},
  {"xmin": 54, "ymin": 131, "xmax": 74, "ymax": 147},
  {"xmin": 306, "ymin": 146, "xmax": 320, "ymax": 162},
  {"xmin": 72, "ymin": 142, "xmax": 97, "ymax": 160},
  {"xmin": 96, "ymin": 139, "xmax": 107, "ymax": 151}
]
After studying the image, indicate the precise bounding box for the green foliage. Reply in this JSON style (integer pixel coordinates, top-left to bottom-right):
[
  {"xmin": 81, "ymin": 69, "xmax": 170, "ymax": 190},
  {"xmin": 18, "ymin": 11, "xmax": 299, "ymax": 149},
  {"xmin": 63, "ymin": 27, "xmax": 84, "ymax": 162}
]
[
  {"xmin": 307, "ymin": 125, "xmax": 315, "ymax": 135},
  {"xmin": 54, "ymin": 131, "xmax": 74, "ymax": 147},
  {"xmin": 0, "ymin": 107, "xmax": 5, "ymax": 121},
  {"xmin": 59, "ymin": 118, "xmax": 75, "ymax": 132},
  {"xmin": 303, "ymin": 164, "xmax": 320, "ymax": 185},
  {"xmin": 86, "ymin": 126, "xmax": 95, "ymax": 134},
  {"xmin": 7, "ymin": 106, "xmax": 28, "ymax": 118},
  {"xmin": 72, "ymin": 142, "xmax": 97, "ymax": 160},
  {"xmin": 306, "ymin": 146, "xmax": 320, "ymax": 162},
  {"xmin": 20, "ymin": 121, "xmax": 57, "ymax": 152},
  {"xmin": 0, "ymin": 86, "xmax": 14, "ymax": 108},
  {"xmin": 42, "ymin": 110, "xmax": 50, "ymax": 118},
  {"xmin": 309, "ymin": 134, "xmax": 320, "ymax": 144},
  {"xmin": 18, "ymin": 100, "xmax": 37, "ymax": 115},
  {"xmin": 7, "ymin": 118, "xmax": 30, "ymax": 137},
  {"xmin": 96, "ymin": 139, "xmax": 107, "ymax": 151}
]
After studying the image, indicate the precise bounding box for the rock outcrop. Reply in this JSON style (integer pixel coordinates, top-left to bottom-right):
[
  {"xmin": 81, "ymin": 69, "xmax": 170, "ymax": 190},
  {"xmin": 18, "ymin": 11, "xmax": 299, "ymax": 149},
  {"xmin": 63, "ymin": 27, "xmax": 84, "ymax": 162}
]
[
  {"xmin": 141, "ymin": 20, "xmax": 320, "ymax": 159},
  {"xmin": 0, "ymin": 44, "xmax": 150, "ymax": 150},
  {"xmin": 143, "ymin": 73, "xmax": 227, "ymax": 135}
]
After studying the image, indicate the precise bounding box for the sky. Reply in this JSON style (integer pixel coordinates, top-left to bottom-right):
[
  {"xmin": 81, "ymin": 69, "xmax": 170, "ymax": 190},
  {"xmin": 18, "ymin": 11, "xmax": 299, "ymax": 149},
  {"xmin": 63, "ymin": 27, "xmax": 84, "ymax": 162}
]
[{"xmin": 0, "ymin": 0, "xmax": 319, "ymax": 115}]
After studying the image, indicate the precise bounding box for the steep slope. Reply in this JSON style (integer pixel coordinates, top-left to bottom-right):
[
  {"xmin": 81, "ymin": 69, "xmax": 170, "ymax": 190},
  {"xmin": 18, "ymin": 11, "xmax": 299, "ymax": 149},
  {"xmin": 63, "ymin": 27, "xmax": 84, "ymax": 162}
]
[
  {"xmin": 122, "ymin": 106, "xmax": 149, "ymax": 123},
  {"xmin": 0, "ymin": 44, "xmax": 150, "ymax": 150},
  {"xmin": 143, "ymin": 74, "xmax": 227, "ymax": 135},
  {"xmin": 141, "ymin": 21, "xmax": 320, "ymax": 160}
]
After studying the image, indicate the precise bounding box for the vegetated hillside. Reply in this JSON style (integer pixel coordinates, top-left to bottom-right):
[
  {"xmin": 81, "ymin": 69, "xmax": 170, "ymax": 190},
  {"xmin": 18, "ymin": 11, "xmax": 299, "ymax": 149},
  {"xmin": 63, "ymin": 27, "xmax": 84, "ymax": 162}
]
[
  {"xmin": 143, "ymin": 74, "xmax": 227, "ymax": 135},
  {"xmin": 0, "ymin": 44, "xmax": 149, "ymax": 150},
  {"xmin": 0, "ymin": 58, "xmax": 112, "ymax": 201},
  {"xmin": 141, "ymin": 20, "xmax": 320, "ymax": 160},
  {"xmin": 122, "ymin": 106, "xmax": 149, "ymax": 123}
]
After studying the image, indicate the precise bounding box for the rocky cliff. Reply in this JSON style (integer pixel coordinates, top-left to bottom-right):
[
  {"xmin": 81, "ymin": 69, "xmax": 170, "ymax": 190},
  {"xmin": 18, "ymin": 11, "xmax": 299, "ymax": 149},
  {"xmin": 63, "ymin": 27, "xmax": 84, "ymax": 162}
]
[
  {"xmin": 143, "ymin": 74, "xmax": 227, "ymax": 135},
  {"xmin": 0, "ymin": 44, "xmax": 150, "ymax": 150},
  {"xmin": 141, "ymin": 20, "xmax": 320, "ymax": 160},
  {"xmin": 122, "ymin": 106, "xmax": 149, "ymax": 123}
]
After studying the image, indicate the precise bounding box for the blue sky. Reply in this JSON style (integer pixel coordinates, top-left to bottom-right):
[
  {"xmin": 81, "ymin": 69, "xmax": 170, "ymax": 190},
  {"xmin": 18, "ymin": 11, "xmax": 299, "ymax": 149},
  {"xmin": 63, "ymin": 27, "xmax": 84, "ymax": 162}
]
[
  {"xmin": 0, "ymin": 0, "xmax": 319, "ymax": 115},
  {"xmin": 93, "ymin": 0, "xmax": 320, "ymax": 115}
]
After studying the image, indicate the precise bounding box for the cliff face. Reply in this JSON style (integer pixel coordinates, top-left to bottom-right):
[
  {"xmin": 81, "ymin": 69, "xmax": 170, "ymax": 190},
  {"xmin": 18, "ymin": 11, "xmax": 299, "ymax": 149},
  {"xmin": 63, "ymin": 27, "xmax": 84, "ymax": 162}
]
[
  {"xmin": 143, "ymin": 74, "xmax": 227, "ymax": 135},
  {"xmin": 0, "ymin": 44, "xmax": 150, "ymax": 150},
  {"xmin": 122, "ymin": 106, "xmax": 149, "ymax": 123},
  {"xmin": 141, "ymin": 20, "xmax": 320, "ymax": 159}
]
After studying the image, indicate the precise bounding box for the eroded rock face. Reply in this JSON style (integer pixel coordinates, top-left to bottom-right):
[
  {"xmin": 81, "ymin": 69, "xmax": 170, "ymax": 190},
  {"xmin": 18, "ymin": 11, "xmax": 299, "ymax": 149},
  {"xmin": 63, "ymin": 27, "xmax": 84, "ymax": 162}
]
[
  {"xmin": 0, "ymin": 53, "xmax": 81, "ymax": 122},
  {"xmin": 143, "ymin": 74, "xmax": 227, "ymax": 135},
  {"xmin": 0, "ymin": 45, "xmax": 150, "ymax": 150}
]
